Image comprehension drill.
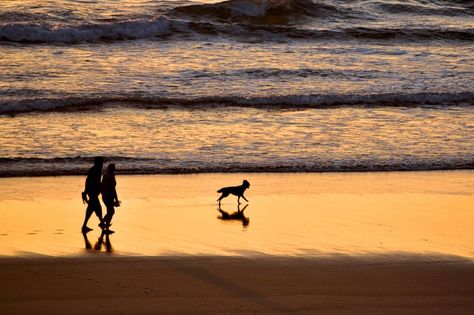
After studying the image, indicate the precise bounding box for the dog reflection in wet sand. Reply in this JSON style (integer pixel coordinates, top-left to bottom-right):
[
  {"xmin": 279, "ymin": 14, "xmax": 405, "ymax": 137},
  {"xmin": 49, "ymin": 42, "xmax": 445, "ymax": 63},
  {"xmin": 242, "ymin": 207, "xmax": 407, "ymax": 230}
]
[
  {"xmin": 217, "ymin": 180, "xmax": 250, "ymax": 205},
  {"xmin": 218, "ymin": 204, "xmax": 249, "ymax": 227}
]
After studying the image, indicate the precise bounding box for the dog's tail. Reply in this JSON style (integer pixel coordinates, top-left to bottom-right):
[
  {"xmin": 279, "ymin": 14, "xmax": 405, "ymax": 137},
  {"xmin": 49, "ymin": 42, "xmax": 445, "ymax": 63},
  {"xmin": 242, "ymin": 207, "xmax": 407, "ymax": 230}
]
[{"xmin": 217, "ymin": 188, "xmax": 224, "ymax": 193}]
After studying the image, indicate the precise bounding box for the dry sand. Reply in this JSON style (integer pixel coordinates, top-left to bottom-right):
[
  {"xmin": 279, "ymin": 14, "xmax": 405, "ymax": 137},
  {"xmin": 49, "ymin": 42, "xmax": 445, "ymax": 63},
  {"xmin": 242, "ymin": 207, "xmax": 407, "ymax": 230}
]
[
  {"xmin": 0, "ymin": 256, "xmax": 473, "ymax": 314},
  {"xmin": 0, "ymin": 171, "xmax": 473, "ymax": 313}
]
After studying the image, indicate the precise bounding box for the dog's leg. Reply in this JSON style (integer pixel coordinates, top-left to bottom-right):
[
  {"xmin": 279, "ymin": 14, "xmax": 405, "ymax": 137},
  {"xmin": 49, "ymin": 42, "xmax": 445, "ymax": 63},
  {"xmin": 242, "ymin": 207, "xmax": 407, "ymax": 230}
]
[
  {"xmin": 237, "ymin": 195, "xmax": 241, "ymax": 204},
  {"xmin": 218, "ymin": 193, "xmax": 228, "ymax": 205},
  {"xmin": 242, "ymin": 194, "xmax": 248, "ymax": 202}
]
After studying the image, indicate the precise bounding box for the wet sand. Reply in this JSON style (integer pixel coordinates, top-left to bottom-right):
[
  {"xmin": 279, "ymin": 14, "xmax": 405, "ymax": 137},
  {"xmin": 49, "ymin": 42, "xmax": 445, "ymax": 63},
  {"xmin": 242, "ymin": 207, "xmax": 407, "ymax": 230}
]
[
  {"xmin": 0, "ymin": 171, "xmax": 473, "ymax": 313},
  {"xmin": 0, "ymin": 171, "xmax": 472, "ymax": 257}
]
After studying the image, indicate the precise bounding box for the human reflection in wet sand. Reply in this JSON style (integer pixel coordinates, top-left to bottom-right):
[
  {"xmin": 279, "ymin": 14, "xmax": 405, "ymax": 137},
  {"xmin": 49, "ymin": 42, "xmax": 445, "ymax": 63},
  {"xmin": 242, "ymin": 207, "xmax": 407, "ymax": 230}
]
[
  {"xmin": 82, "ymin": 231, "xmax": 113, "ymax": 253},
  {"xmin": 217, "ymin": 204, "xmax": 250, "ymax": 227},
  {"xmin": 82, "ymin": 231, "xmax": 92, "ymax": 250}
]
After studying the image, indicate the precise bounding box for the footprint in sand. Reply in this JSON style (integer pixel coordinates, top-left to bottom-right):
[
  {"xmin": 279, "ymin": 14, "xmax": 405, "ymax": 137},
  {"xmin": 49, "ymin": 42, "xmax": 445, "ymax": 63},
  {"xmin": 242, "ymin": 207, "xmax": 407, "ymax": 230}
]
[{"xmin": 27, "ymin": 230, "xmax": 43, "ymax": 235}]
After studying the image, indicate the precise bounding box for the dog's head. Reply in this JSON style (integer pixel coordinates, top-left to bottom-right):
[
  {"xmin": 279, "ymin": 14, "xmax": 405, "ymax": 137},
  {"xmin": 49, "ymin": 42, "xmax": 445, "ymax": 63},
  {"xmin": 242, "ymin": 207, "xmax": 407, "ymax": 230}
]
[{"xmin": 242, "ymin": 180, "xmax": 250, "ymax": 188}]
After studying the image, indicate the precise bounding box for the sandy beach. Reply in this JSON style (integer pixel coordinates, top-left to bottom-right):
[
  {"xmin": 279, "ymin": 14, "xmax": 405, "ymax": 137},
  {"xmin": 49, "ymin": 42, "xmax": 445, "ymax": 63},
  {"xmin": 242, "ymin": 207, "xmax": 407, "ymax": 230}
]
[
  {"xmin": 0, "ymin": 171, "xmax": 473, "ymax": 313},
  {"xmin": 0, "ymin": 171, "xmax": 473, "ymax": 257},
  {"xmin": 1, "ymin": 255, "xmax": 473, "ymax": 315}
]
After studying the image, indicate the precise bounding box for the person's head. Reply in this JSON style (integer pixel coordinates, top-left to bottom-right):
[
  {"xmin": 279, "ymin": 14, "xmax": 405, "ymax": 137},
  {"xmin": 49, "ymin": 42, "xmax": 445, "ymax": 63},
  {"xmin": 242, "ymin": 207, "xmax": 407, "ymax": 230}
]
[
  {"xmin": 107, "ymin": 163, "xmax": 116, "ymax": 173},
  {"xmin": 94, "ymin": 156, "xmax": 104, "ymax": 167}
]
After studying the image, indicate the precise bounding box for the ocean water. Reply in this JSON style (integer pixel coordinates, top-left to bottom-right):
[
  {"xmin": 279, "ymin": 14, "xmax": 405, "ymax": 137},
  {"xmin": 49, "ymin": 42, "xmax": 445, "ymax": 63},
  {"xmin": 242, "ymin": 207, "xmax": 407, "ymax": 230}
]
[{"xmin": 0, "ymin": 0, "xmax": 473, "ymax": 176}]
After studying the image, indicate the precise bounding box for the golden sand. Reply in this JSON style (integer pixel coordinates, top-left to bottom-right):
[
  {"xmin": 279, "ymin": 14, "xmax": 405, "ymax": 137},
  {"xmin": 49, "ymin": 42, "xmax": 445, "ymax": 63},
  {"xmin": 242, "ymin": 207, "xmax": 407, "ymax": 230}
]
[
  {"xmin": 1, "ymin": 171, "xmax": 473, "ymax": 314},
  {"xmin": 0, "ymin": 171, "xmax": 472, "ymax": 258}
]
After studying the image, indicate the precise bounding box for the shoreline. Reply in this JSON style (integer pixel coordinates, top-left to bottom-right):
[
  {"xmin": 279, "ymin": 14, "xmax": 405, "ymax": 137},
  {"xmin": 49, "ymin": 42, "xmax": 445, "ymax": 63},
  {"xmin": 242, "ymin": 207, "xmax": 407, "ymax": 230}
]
[{"xmin": 1, "ymin": 167, "xmax": 473, "ymax": 179}]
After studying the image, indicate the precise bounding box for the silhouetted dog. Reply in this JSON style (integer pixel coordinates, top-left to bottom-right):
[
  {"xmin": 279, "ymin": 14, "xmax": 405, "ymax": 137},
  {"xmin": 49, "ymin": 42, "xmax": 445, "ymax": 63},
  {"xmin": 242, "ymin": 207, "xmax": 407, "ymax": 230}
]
[{"xmin": 217, "ymin": 180, "xmax": 250, "ymax": 205}]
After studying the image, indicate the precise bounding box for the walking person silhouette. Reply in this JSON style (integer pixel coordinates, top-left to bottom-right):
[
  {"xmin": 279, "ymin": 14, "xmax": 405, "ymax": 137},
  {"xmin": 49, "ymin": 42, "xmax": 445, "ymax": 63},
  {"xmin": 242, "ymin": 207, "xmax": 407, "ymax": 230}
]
[
  {"xmin": 101, "ymin": 163, "xmax": 120, "ymax": 234},
  {"xmin": 81, "ymin": 157, "xmax": 105, "ymax": 232}
]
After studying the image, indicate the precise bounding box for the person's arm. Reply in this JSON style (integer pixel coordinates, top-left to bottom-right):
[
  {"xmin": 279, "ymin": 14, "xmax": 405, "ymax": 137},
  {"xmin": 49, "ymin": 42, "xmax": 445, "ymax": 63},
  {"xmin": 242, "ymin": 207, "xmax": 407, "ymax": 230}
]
[
  {"xmin": 82, "ymin": 176, "xmax": 90, "ymax": 204},
  {"xmin": 82, "ymin": 191, "xmax": 88, "ymax": 204},
  {"xmin": 113, "ymin": 176, "xmax": 120, "ymax": 205}
]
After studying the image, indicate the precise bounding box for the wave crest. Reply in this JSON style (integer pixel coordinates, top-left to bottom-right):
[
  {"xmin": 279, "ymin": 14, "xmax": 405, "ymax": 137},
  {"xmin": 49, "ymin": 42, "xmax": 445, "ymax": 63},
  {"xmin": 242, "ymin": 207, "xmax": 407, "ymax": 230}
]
[
  {"xmin": 384, "ymin": 0, "xmax": 473, "ymax": 12},
  {"xmin": 0, "ymin": 0, "xmax": 472, "ymax": 44},
  {"xmin": 1, "ymin": 92, "xmax": 473, "ymax": 114},
  {"xmin": 0, "ymin": 17, "xmax": 170, "ymax": 43},
  {"xmin": 1, "ymin": 19, "xmax": 471, "ymax": 44},
  {"xmin": 171, "ymin": 0, "xmax": 347, "ymax": 24}
]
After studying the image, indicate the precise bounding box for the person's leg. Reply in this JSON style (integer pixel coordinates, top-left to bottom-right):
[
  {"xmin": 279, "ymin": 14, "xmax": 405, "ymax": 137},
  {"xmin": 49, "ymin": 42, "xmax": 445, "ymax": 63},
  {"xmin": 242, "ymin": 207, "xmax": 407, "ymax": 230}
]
[
  {"xmin": 93, "ymin": 197, "xmax": 104, "ymax": 228},
  {"xmin": 82, "ymin": 204, "xmax": 94, "ymax": 231},
  {"xmin": 108, "ymin": 205, "xmax": 115, "ymax": 225},
  {"xmin": 104, "ymin": 202, "xmax": 115, "ymax": 232},
  {"xmin": 88, "ymin": 196, "xmax": 103, "ymax": 228}
]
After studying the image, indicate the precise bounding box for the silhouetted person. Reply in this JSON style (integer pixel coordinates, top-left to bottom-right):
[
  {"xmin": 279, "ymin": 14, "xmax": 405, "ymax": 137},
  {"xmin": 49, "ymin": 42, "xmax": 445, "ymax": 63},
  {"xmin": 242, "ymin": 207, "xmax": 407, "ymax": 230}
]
[
  {"xmin": 102, "ymin": 163, "xmax": 120, "ymax": 234},
  {"xmin": 217, "ymin": 204, "xmax": 249, "ymax": 227},
  {"xmin": 81, "ymin": 157, "xmax": 104, "ymax": 232},
  {"xmin": 217, "ymin": 180, "xmax": 250, "ymax": 205}
]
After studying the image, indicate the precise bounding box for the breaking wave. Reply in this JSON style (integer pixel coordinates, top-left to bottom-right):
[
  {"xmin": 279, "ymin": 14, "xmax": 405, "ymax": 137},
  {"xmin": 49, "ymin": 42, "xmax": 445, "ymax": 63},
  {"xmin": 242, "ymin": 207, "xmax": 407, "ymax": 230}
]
[
  {"xmin": 172, "ymin": 0, "xmax": 473, "ymax": 21},
  {"xmin": 0, "ymin": 17, "xmax": 171, "ymax": 43},
  {"xmin": 0, "ymin": 156, "xmax": 472, "ymax": 177},
  {"xmin": 171, "ymin": 0, "xmax": 351, "ymax": 23},
  {"xmin": 1, "ymin": 92, "xmax": 473, "ymax": 114},
  {"xmin": 1, "ymin": 19, "xmax": 472, "ymax": 44},
  {"xmin": 0, "ymin": 0, "xmax": 472, "ymax": 43}
]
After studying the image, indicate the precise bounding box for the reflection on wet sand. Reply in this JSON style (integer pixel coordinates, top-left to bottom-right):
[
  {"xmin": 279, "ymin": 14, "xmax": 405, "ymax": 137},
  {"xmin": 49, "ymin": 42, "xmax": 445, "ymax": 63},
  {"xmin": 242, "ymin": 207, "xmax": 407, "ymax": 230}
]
[
  {"xmin": 218, "ymin": 204, "xmax": 249, "ymax": 227},
  {"xmin": 0, "ymin": 172, "xmax": 473, "ymax": 257},
  {"xmin": 82, "ymin": 231, "xmax": 113, "ymax": 253}
]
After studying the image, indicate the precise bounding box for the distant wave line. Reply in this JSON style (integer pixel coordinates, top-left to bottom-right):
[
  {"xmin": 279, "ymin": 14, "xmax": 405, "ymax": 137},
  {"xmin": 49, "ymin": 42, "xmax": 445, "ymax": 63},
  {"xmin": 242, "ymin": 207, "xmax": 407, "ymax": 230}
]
[
  {"xmin": 1, "ymin": 18, "xmax": 472, "ymax": 44},
  {"xmin": 0, "ymin": 156, "xmax": 473, "ymax": 177},
  {"xmin": 1, "ymin": 92, "xmax": 473, "ymax": 114}
]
